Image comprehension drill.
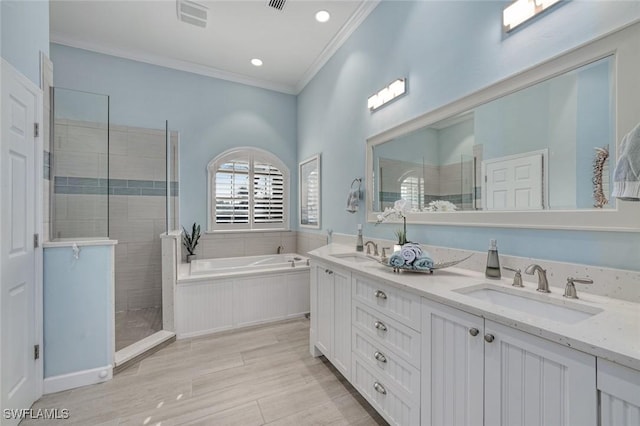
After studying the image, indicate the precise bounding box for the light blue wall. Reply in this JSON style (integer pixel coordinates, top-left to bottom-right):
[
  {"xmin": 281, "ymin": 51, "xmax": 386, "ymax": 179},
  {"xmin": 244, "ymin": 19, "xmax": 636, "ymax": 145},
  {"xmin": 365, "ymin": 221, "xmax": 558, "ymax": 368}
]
[
  {"xmin": 44, "ymin": 245, "xmax": 113, "ymax": 377},
  {"xmin": 297, "ymin": 0, "xmax": 640, "ymax": 271},
  {"xmin": 50, "ymin": 44, "xmax": 298, "ymax": 229},
  {"xmin": 1, "ymin": 0, "xmax": 49, "ymax": 85}
]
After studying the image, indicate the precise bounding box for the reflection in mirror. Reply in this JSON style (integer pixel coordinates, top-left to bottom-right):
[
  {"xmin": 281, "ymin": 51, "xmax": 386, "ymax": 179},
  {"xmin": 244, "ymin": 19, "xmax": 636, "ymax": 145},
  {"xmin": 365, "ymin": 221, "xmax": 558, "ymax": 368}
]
[
  {"xmin": 372, "ymin": 55, "xmax": 614, "ymax": 213},
  {"xmin": 299, "ymin": 154, "xmax": 321, "ymax": 228}
]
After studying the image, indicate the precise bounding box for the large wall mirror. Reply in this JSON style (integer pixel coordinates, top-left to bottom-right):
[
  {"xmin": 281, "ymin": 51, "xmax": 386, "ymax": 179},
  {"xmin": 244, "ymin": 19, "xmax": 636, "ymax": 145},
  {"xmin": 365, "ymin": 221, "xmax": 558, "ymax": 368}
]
[{"xmin": 366, "ymin": 22, "xmax": 640, "ymax": 231}]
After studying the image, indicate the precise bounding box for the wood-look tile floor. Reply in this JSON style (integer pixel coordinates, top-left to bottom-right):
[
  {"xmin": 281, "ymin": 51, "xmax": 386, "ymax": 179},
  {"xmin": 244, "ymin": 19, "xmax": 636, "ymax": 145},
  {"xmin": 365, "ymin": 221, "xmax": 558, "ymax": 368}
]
[
  {"xmin": 27, "ymin": 318, "xmax": 388, "ymax": 426},
  {"xmin": 115, "ymin": 307, "xmax": 163, "ymax": 351}
]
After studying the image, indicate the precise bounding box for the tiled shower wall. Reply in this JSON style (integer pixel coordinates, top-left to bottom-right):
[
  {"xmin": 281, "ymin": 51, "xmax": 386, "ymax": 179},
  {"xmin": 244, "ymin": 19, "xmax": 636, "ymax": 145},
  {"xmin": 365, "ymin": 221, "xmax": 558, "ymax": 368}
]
[
  {"xmin": 51, "ymin": 119, "xmax": 179, "ymax": 312},
  {"xmin": 109, "ymin": 126, "xmax": 178, "ymax": 313}
]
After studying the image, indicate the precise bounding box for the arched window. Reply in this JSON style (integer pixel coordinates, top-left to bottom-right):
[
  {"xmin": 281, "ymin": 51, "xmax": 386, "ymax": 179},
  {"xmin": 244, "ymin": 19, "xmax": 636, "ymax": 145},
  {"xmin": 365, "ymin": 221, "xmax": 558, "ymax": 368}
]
[{"xmin": 207, "ymin": 148, "xmax": 289, "ymax": 231}]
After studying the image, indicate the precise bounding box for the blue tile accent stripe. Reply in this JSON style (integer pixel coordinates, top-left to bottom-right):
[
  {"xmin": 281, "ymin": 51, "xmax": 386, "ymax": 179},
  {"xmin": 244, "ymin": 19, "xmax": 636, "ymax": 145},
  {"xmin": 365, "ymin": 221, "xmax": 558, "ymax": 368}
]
[{"xmin": 54, "ymin": 176, "xmax": 179, "ymax": 196}]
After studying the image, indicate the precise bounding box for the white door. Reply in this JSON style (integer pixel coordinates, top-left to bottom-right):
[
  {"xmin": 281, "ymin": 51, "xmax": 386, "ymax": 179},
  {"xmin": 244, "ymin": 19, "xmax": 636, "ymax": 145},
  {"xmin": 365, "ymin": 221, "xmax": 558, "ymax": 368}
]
[
  {"xmin": 1, "ymin": 61, "xmax": 39, "ymax": 423},
  {"xmin": 484, "ymin": 153, "xmax": 543, "ymax": 210},
  {"xmin": 484, "ymin": 320, "xmax": 597, "ymax": 426},
  {"xmin": 421, "ymin": 299, "xmax": 484, "ymax": 426}
]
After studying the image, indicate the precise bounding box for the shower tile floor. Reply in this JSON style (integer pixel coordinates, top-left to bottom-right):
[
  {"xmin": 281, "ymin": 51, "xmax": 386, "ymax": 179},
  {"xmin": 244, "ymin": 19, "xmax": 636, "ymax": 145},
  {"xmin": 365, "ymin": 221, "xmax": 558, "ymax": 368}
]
[{"xmin": 115, "ymin": 307, "xmax": 163, "ymax": 351}]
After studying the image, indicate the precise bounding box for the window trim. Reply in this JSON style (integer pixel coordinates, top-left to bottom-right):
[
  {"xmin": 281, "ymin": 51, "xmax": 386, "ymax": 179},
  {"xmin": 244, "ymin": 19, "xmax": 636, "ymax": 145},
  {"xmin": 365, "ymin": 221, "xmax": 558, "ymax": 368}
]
[{"xmin": 207, "ymin": 147, "xmax": 290, "ymax": 232}]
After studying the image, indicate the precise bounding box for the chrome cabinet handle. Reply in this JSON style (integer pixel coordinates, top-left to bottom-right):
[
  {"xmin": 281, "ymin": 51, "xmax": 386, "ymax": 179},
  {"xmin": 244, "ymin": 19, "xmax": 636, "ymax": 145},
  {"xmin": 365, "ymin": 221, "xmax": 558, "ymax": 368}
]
[
  {"xmin": 374, "ymin": 290, "xmax": 387, "ymax": 300},
  {"xmin": 373, "ymin": 381, "xmax": 387, "ymax": 395},
  {"xmin": 327, "ymin": 270, "xmax": 333, "ymax": 275},
  {"xmin": 374, "ymin": 351, "xmax": 387, "ymax": 363},
  {"xmin": 469, "ymin": 328, "xmax": 479, "ymax": 337},
  {"xmin": 484, "ymin": 334, "xmax": 495, "ymax": 343},
  {"xmin": 374, "ymin": 321, "xmax": 387, "ymax": 332}
]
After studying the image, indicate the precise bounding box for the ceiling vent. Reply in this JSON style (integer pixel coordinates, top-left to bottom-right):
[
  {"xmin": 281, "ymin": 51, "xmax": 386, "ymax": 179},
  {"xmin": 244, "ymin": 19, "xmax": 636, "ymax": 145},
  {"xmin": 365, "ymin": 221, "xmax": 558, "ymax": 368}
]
[
  {"xmin": 267, "ymin": 0, "xmax": 287, "ymax": 12},
  {"xmin": 177, "ymin": 0, "xmax": 208, "ymax": 28}
]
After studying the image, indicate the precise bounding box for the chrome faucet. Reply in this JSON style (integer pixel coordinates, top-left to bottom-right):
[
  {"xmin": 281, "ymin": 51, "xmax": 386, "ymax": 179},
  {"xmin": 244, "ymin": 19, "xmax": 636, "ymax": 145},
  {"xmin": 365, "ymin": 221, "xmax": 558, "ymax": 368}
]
[
  {"xmin": 525, "ymin": 264, "xmax": 550, "ymax": 293},
  {"xmin": 364, "ymin": 241, "xmax": 379, "ymax": 256},
  {"xmin": 277, "ymin": 245, "xmax": 284, "ymax": 254}
]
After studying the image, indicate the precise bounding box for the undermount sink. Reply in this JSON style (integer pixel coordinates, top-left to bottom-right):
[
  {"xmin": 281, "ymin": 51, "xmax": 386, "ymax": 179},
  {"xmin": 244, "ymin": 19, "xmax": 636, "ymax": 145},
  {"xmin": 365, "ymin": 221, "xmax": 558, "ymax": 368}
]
[
  {"xmin": 330, "ymin": 253, "xmax": 378, "ymax": 264},
  {"xmin": 455, "ymin": 284, "xmax": 603, "ymax": 324}
]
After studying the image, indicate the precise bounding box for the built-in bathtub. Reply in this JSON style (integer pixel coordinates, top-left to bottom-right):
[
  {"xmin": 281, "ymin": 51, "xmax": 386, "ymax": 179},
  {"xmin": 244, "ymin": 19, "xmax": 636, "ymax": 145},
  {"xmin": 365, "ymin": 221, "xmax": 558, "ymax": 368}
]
[
  {"xmin": 190, "ymin": 253, "xmax": 308, "ymax": 276},
  {"xmin": 175, "ymin": 253, "xmax": 310, "ymax": 338}
]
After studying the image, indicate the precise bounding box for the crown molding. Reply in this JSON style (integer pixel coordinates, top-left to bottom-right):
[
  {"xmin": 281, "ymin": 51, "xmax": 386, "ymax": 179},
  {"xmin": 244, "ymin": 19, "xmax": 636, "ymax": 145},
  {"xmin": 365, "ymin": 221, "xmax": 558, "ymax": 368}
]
[
  {"xmin": 294, "ymin": 0, "xmax": 381, "ymax": 93},
  {"xmin": 50, "ymin": 33, "xmax": 298, "ymax": 95},
  {"xmin": 50, "ymin": 0, "xmax": 380, "ymax": 96}
]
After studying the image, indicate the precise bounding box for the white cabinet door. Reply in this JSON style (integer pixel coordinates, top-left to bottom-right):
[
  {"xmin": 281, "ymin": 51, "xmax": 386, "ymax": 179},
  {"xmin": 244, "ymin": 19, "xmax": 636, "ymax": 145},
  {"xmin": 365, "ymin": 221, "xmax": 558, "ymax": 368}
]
[
  {"xmin": 332, "ymin": 268, "xmax": 352, "ymax": 380},
  {"xmin": 484, "ymin": 320, "xmax": 596, "ymax": 426},
  {"xmin": 421, "ymin": 299, "xmax": 484, "ymax": 426},
  {"xmin": 598, "ymin": 359, "xmax": 640, "ymax": 426},
  {"xmin": 314, "ymin": 265, "xmax": 333, "ymax": 358}
]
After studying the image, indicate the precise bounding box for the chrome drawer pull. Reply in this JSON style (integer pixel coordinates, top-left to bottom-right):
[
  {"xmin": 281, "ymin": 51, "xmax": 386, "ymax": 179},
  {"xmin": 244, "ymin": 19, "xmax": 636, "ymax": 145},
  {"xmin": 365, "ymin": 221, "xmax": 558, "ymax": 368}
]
[
  {"xmin": 374, "ymin": 321, "xmax": 387, "ymax": 332},
  {"xmin": 484, "ymin": 334, "xmax": 495, "ymax": 343},
  {"xmin": 469, "ymin": 328, "xmax": 479, "ymax": 336},
  {"xmin": 373, "ymin": 381, "xmax": 387, "ymax": 395},
  {"xmin": 374, "ymin": 351, "xmax": 387, "ymax": 363},
  {"xmin": 374, "ymin": 290, "xmax": 387, "ymax": 300}
]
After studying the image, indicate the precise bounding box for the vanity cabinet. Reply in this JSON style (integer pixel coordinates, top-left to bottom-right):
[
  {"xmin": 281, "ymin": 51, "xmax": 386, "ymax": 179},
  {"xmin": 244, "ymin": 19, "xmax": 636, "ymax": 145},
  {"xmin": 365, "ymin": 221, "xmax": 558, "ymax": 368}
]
[
  {"xmin": 597, "ymin": 359, "xmax": 640, "ymax": 425},
  {"xmin": 421, "ymin": 299, "xmax": 597, "ymax": 426},
  {"xmin": 310, "ymin": 261, "xmax": 351, "ymax": 380}
]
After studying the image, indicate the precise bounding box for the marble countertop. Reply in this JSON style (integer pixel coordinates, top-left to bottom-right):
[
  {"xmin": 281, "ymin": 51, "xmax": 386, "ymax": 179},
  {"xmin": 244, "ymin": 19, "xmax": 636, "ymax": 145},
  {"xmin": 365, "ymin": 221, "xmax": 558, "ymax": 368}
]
[{"xmin": 309, "ymin": 243, "xmax": 640, "ymax": 372}]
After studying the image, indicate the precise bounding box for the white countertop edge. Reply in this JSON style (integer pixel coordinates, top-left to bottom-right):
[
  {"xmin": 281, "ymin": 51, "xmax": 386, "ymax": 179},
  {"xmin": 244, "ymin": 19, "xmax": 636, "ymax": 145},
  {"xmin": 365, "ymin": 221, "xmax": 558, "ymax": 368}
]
[
  {"xmin": 43, "ymin": 239, "xmax": 118, "ymax": 248},
  {"xmin": 309, "ymin": 243, "xmax": 640, "ymax": 372}
]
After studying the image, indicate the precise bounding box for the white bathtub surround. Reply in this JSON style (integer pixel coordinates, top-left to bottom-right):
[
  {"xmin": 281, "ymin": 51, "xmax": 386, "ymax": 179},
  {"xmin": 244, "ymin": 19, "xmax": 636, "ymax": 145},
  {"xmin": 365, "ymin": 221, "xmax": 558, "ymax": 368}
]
[
  {"xmin": 324, "ymin": 232, "xmax": 640, "ymax": 303},
  {"xmin": 175, "ymin": 253, "xmax": 310, "ymax": 338},
  {"xmin": 195, "ymin": 230, "xmax": 297, "ymax": 261}
]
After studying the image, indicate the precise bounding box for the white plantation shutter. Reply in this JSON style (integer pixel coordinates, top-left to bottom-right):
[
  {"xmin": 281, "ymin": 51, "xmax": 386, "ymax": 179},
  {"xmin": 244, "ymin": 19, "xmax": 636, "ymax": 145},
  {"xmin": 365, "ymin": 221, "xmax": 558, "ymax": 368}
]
[
  {"xmin": 401, "ymin": 175, "xmax": 423, "ymax": 211},
  {"xmin": 215, "ymin": 160, "xmax": 250, "ymax": 225},
  {"xmin": 306, "ymin": 170, "xmax": 319, "ymax": 224},
  {"xmin": 253, "ymin": 162, "xmax": 285, "ymax": 224},
  {"xmin": 208, "ymin": 148, "xmax": 289, "ymax": 231}
]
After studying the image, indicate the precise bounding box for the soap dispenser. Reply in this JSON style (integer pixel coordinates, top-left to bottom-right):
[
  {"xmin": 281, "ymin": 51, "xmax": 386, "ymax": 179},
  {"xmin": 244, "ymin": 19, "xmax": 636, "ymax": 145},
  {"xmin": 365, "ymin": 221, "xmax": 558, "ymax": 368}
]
[
  {"xmin": 356, "ymin": 224, "xmax": 364, "ymax": 252},
  {"xmin": 485, "ymin": 239, "xmax": 501, "ymax": 279}
]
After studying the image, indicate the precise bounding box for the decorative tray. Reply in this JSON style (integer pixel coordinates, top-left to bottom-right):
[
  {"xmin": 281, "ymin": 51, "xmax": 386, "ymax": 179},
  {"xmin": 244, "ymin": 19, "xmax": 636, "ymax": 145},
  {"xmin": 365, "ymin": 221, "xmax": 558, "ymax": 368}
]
[{"xmin": 382, "ymin": 254, "xmax": 473, "ymax": 274}]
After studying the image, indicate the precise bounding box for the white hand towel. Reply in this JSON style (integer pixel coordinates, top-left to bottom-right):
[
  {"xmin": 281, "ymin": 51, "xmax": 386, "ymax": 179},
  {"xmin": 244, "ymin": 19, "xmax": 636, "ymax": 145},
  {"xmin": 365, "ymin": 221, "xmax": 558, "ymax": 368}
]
[
  {"xmin": 612, "ymin": 122, "xmax": 640, "ymax": 200},
  {"xmin": 346, "ymin": 189, "xmax": 359, "ymax": 213}
]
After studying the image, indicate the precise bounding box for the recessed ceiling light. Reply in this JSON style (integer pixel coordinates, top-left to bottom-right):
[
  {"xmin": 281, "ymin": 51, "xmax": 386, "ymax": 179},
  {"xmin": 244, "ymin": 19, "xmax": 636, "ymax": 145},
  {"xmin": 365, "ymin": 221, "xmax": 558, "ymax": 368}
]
[
  {"xmin": 315, "ymin": 10, "xmax": 330, "ymax": 23},
  {"xmin": 251, "ymin": 58, "xmax": 263, "ymax": 67}
]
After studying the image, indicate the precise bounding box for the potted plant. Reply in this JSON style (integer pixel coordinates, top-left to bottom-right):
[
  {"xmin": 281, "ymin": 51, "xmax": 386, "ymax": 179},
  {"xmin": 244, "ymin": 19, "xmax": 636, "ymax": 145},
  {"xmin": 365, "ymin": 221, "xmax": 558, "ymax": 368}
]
[{"xmin": 182, "ymin": 223, "xmax": 201, "ymax": 263}]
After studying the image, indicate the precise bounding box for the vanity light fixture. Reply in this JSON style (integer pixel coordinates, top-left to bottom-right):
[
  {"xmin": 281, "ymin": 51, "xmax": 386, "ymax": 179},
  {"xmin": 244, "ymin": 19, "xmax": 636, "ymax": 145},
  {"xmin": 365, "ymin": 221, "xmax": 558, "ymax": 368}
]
[
  {"xmin": 315, "ymin": 10, "xmax": 331, "ymax": 23},
  {"xmin": 367, "ymin": 78, "xmax": 407, "ymax": 112},
  {"xmin": 251, "ymin": 58, "xmax": 263, "ymax": 67},
  {"xmin": 503, "ymin": 0, "xmax": 562, "ymax": 32}
]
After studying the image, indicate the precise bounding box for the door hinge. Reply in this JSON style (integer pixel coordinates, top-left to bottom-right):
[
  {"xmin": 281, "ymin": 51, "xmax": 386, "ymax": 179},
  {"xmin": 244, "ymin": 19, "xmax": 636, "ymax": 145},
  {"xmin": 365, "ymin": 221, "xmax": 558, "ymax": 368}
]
[
  {"xmin": 34, "ymin": 123, "xmax": 40, "ymax": 138},
  {"xmin": 34, "ymin": 233, "xmax": 39, "ymax": 248},
  {"xmin": 34, "ymin": 344, "xmax": 40, "ymax": 360}
]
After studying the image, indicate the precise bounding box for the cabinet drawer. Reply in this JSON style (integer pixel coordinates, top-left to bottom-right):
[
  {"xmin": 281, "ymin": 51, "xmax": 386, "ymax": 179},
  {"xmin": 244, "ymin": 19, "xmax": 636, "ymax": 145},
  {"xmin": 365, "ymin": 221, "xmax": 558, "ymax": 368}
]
[
  {"xmin": 353, "ymin": 301, "xmax": 421, "ymax": 368},
  {"xmin": 353, "ymin": 327, "xmax": 420, "ymax": 403},
  {"xmin": 352, "ymin": 354, "xmax": 420, "ymax": 426},
  {"xmin": 353, "ymin": 275, "xmax": 421, "ymax": 330}
]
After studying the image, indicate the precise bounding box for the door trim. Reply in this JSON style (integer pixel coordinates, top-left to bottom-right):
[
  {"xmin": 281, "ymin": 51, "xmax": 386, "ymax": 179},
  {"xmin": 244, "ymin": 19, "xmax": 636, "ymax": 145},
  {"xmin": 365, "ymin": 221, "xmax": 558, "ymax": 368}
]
[{"xmin": 1, "ymin": 58, "xmax": 44, "ymax": 401}]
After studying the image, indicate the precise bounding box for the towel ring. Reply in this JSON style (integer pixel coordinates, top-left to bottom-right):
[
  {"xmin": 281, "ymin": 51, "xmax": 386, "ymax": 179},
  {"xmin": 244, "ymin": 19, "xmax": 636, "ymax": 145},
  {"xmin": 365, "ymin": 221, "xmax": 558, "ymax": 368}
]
[{"xmin": 351, "ymin": 178, "xmax": 362, "ymax": 199}]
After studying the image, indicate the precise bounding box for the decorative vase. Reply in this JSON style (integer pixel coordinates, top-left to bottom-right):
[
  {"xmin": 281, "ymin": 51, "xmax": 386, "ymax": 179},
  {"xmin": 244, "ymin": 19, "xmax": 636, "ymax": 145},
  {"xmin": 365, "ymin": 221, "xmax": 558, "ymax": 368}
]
[{"xmin": 186, "ymin": 254, "xmax": 197, "ymax": 263}]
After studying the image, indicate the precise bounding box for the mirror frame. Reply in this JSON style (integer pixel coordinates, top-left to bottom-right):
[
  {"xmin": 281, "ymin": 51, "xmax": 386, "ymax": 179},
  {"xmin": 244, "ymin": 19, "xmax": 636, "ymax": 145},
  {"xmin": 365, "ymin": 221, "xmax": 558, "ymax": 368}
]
[
  {"xmin": 299, "ymin": 153, "xmax": 321, "ymax": 229},
  {"xmin": 366, "ymin": 21, "xmax": 640, "ymax": 232}
]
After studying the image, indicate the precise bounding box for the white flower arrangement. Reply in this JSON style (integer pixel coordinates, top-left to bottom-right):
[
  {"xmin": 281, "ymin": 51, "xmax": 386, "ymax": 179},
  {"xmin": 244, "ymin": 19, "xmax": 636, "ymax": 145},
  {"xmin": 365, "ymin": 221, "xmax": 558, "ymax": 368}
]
[
  {"xmin": 426, "ymin": 200, "xmax": 458, "ymax": 212},
  {"xmin": 376, "ymin": 199, "xmax": 409, "ymax": 245}
]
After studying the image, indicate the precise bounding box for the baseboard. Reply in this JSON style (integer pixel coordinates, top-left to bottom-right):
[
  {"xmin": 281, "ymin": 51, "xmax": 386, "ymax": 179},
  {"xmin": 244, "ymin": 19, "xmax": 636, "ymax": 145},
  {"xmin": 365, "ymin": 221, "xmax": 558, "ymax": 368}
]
[{"xmin": 44, "ymin": 365, "xmax": 112, "ymax": 394}]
